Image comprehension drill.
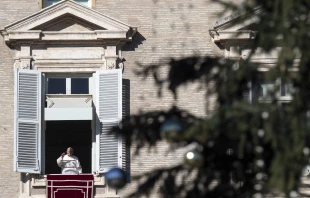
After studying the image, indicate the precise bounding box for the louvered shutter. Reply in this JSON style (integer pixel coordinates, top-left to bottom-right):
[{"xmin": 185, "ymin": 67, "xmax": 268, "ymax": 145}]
[
  {"xmin": 95, "ymin": 69, "xmax": 122, "ymax": 173},
  {"xmin": 14, "ymin": 69, "xmax": 42, "ymax": 174}
]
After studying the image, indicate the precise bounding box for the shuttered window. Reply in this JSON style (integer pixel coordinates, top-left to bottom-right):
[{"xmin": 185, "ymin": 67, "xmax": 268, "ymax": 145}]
[
  {"xmin": 95, "ymin": 69, "xmax": 122, "ymax": 173},
  {"xmin": 14, "ymin": 69, "xmax": 42, "ymax": 174}
]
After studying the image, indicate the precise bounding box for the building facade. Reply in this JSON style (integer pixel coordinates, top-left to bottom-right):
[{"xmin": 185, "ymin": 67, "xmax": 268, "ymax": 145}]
[
  {"xmin": 2, "ymin": 1, "xmax": 305, "ymax": 198},
  {"xmin": 0, "ymin": 0, "xmax": 222, "ymax": 197}
]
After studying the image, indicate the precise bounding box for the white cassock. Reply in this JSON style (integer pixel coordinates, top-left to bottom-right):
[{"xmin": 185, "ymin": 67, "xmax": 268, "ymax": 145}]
[{"xmin": 57, "ymin": 155, "xmax": 82, "ymax": 175}]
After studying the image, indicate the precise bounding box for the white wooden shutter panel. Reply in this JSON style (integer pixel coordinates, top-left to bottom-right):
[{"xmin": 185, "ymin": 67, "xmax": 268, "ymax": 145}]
[
  {"xmin": 14, "ymin": 69, "xmax": 41, "ymax": 174},
  {"xmin": 96, "ymin": 69, "xmax": 122, "ymax": 173}
]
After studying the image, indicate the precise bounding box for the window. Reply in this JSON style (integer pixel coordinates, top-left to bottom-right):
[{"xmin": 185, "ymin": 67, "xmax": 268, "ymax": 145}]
[
  {"xmin": 71, "ymin": 78, "xmax": 89, "ymax": 94},
  {"xmin": 47, "ymin": 78, "xmax": 66, "ymax": 94},
  {"xmin": 14, "ymin": 69, "xmax": 122, "ymax": 174},
  {"xmin": 251, "ymin": 78, "xmax": 294, "ymax": 102},
  {"xmin": 45, "ymin": 120, "xmax": 92, "ymax": 174},
  {"xmin": 41, "ymin": 0, "xmax": 92, "ymax": 8},
  {"xmin": 46, "ymin": 75, "xmax": 91, "ymax": 95}
]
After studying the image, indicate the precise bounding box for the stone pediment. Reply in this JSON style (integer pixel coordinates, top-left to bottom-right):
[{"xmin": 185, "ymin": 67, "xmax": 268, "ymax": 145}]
[
  {"xmin": 209, "ymin": 7, "xmax": 261, "ymax": 45},
  {"xmin": 1, "ymin": 0, "xmax": 137, "ymax": 42},
  {"xmin": 32, "ymin": 14, "xmax": 106, "ymax": 32}
]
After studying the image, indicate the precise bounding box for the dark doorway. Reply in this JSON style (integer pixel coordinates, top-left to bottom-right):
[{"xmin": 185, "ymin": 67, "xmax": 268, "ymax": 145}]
[{"xmin": 45, "ymin": 120, "xmax": 92, "ymax": 174}]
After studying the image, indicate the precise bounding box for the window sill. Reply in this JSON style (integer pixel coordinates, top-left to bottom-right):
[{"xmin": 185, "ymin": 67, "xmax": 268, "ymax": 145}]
[
  {"xmin": 258, "ymin": 96, "xmax": 292, "ymax": 103},
  {"xmin": 32, "ymin": 176, "xmax": 46, "ymax": 187},
  {"xmin": 46, "ymin": 94, "xmax": 92, "ymax": 97}
]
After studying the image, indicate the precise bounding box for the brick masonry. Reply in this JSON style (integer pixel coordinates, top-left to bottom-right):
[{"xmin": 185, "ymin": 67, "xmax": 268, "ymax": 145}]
[
  {"xmin": 0, "ymin": 1, "xmax": 40, "ymax": 197},
  {"xmin": 0, "ymin": 0, "xmax": 224, "ymax": 197}
]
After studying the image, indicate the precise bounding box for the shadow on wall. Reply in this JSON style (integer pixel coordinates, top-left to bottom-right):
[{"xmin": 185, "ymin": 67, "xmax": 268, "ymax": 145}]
[
  {"xmin": 122, "ymin": 32, "xmax": 146, "ymax": 52},
  {"xmin": 122, "ymin": 79, "xmax": 131, "ymax": 181}
]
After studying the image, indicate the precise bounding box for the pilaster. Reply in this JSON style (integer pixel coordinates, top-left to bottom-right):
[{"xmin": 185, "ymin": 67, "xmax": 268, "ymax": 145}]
[
  {"xmin": 105, "ymin": 46, "xmax": 118, "ymax": 70},
  {"xmin": 15, "ymin": 45, "xmax": 32, "ymax": 69}
]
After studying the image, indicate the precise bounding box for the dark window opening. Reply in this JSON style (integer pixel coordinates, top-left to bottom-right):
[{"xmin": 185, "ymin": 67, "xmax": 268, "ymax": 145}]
[
  {"xmin": 71, "ymin": 78, "xmax": 89, "ymax": 94},
  {"xmin": 45, "ymin": 120, "xmax": 92, "ymax": 174},
  {"xmin": 48, "ymin": 78, "xmax": 66, "ymax": 94}
]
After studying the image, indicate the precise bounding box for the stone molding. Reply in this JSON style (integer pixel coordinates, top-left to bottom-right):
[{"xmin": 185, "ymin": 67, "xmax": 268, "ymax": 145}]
[
  {"xmin": 0, "ymin": 0, "xmax": 137, "ymax": 43},
  {"xmin": 4, "ymin": 0, "xmax": 132, "ymax": 31},
  {"xmin": 0, "ymin": 0, "xmax": 136, "ymax": 72},
  {"xmin": 33, "ymin": 59, "xmax": 104, "ymax": 72},
  {"xmin": 210, "ymin": 30, "xmax": 257, "ymax": 44},
  {"xmin": 210, "ymin": 6, "xmax": 261, "ymax": 32},
  {"xmin": 209, "ymin": 7, "xmax": 300, "ymax": 72},
  {"xmin": 209, "ymin": 7, "xmax": 261, "ymax": 48}
]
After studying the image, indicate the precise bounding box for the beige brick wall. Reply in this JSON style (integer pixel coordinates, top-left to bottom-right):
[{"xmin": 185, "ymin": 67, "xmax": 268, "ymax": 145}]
[
  {"xmin": 0, "ymin": 1, "xmax": 40, "ymax": 197},
  {"xmin": 93, "ymin": 1, "xmax": 222, "ymax": 197},
  {"xmin": 0, "ymin": 0, "xmax": 224, "ymax": 197},
  {"xmin": 94, "ymin": 0, "xmax": 222, "ymax": 115}
]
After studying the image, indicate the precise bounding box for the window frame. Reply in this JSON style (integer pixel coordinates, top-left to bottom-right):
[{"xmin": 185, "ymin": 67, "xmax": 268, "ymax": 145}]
[
  {"xmin": 46, "ymin": 73, "xmax": 93, "ymax": 95},
  {"xmin": 250, "ymin": 75, "xmax": 294, "ymax": 103},
  {"xmin": 40, "ymin": 0, "xmax": 95, "ymax": 9},
  {"xmin": 14, "ymin": 70, "xmax": 123, "ymax": 175}
]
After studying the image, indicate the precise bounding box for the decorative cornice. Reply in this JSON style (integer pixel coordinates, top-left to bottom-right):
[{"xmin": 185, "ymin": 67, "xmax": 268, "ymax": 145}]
[
  {"xmin": 1, "ymin": 0, "xmax": 137, "ymax": 44},
  {"xmin": 3, "ymin": 30, "xmax": 129, "ymax": 41},
  {"xmin": 210, "ymin": 30, "xmax": 256, "ymax": 41},
  {"xmin": 33, "ymin": 59, "xmax": 104, "ymax": 72},
  {"xmin": 209, "ymin": 6, "xmax": 261, "ymax": 47},
  {"xmin": 5, "ymin": 0, "xmax": 131, "ymax": 31},
  {"xmin": 210, "ymin": 30, "xmax": 257, "ymax": 47},
  {"xmin": 210, "ymin": 6, "xmax": 261, "ymax": 31}
]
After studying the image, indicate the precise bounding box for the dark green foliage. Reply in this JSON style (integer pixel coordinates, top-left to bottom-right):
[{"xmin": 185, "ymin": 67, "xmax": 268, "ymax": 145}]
[{"xmin": 112, "ymin": 0, "xmax": 310, "ymax": 197}]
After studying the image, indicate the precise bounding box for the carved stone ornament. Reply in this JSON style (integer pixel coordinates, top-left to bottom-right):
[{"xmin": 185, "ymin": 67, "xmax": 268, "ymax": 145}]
[
  {"xmin": 13, "ymin": 60, "xmax": 21, "ymax": 69},
  {"xmin": 20, "ymin": 60, "xmax": 31, "ymax": 69},
  {"xmin": 107, "ymin": 59, "xmax": 116, "ymax": 70}
]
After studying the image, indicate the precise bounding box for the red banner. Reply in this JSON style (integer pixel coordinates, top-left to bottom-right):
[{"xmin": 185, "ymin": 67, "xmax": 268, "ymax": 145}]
[{"xmin": 47, "ymin": 174, "xmax": 94, "ymax": 198}]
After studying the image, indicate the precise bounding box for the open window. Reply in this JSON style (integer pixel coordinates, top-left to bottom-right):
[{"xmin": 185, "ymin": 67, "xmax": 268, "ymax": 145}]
[
  {"xmin": 14, "ymin": 69, "xmax": 123, "ymax": 174},
  {"xmin": 45, "ymin": 120, "xmax": 92, "ymax": 174}
]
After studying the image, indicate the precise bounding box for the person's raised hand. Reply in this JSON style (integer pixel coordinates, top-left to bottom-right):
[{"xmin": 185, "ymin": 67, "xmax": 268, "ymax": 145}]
[{"xmin": 61, "ymin": 152, "xmax": 66, "ymax": 158}]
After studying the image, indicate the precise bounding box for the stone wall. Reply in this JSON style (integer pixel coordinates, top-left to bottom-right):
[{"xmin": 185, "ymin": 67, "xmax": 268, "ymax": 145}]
[{"xmin": 0, "ymin": 0, "xmax": 223, "ymax": 197}]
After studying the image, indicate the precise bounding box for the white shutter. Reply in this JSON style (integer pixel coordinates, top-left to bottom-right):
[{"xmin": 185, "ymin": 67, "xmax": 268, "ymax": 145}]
[
  {"xmin": 95, "ymin": 69, "xmax": 122, "ymax": 173},
  {"xmin": 14, "ymin": 69, "xmax": 42, "ymax": 174}
]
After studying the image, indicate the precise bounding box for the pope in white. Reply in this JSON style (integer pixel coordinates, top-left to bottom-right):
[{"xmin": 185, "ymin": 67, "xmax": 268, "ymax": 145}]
[{"xmin": 57, "ymin": 147, "xmax": 82, "ymax": 175}]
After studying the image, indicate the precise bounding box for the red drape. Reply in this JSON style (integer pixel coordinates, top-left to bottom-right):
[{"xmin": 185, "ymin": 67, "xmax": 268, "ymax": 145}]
[{"xmin": 47, "ymin": 174, "xmax": 94, "ymax": 198}]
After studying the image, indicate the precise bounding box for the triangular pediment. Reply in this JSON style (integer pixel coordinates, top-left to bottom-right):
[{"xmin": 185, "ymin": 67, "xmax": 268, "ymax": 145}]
[
  {"xmin": 1, "ymin": 0, "xmax": 137, "ymax": 42},
  {"xmin": 3, "ymin": 0, "xmax": 132, "ymax": 32},
  {"xmin": 209, "ymin": 7, "xmax": 261, "ymax": 45},
  {"xmin": 210, "ymin": 7, "xmax": 261, "ymax": 32},
  {"xmin": 32, "ymin": 14, "xmax": 105, "ymax": 32}
]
